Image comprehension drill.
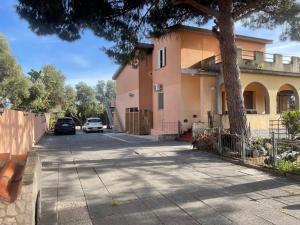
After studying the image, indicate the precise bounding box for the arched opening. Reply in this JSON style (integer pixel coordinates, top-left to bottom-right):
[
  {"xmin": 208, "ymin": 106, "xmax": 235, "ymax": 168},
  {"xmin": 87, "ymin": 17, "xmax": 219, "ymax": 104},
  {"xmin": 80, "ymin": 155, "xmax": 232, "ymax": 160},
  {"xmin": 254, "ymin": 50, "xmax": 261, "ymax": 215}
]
[
  {"xmin": 277, "ymin": 84, "xmax": 299, "ymax": 113},
  {"xmin": 243, "ymin": 82, "xmax": 270, "ymax": 114}
]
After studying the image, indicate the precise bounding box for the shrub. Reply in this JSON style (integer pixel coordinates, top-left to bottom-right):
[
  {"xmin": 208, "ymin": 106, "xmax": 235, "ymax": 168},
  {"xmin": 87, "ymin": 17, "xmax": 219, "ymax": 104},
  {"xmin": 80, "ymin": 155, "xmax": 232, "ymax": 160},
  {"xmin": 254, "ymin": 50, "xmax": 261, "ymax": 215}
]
[
  {"xmin": 278, "ymin": 160, "xmax": 300, "ymax": 174},
  {"xmin": 281, "ymin": 110, "xmax": 300, "ymax": 139}
]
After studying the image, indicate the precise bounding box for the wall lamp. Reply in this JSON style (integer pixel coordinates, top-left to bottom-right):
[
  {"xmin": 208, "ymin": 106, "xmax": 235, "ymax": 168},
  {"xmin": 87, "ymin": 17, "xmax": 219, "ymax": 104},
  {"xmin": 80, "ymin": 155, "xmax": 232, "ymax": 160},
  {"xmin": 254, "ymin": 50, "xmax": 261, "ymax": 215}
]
[
  {"xmin": 129, "ymin": 92, "xmax": 135, "ymax": 97},
  {"xmin": 23, "ymin": 112, "xmax": 29, "ymax": 116}
]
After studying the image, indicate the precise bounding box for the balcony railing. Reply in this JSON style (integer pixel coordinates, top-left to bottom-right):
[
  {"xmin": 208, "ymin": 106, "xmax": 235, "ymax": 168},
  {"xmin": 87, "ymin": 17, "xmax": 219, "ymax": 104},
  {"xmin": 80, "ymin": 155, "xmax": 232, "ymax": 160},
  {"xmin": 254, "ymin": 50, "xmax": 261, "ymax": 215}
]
[{"xmin": 199, "ymin": 49, "xmax": 300, "ymax": 73}]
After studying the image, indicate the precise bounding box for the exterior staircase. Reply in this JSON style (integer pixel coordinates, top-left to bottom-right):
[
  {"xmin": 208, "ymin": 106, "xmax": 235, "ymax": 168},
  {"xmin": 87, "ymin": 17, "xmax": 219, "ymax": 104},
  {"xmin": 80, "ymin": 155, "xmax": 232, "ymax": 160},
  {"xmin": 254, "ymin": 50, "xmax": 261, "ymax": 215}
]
[
  {"xmin": 104, "ymin": 98, "xmax": 113, "ymax": 128},
  {"xmin": 177, "ymin": 128, "xmax": 193, "ymax": 142},
  {"xmin": 112, "ymin": 108, "xmax": 124, "ymax": 132}
]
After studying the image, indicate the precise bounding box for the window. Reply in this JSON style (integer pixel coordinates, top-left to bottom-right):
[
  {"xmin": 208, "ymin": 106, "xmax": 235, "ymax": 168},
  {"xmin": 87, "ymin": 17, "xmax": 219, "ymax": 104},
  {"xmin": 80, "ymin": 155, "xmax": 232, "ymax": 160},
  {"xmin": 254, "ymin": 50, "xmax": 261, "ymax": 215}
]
[
  {"xmin": 158, "ymin": 92, "xmax": 164, "ymax": 110},
  {"xmin": 243, "ymin": 91, "xmax": 254, "ymax": 112},
  {"xmin": 126, "ymin": 107, "xmax": 138, "ymax": 113},
  {"xmin": 277, "ymin": 90, "xmax": 296, "ymax": 113},
  {"xmin": 157, "ymin": 48, "xmax": 166, "ymax": 69}
]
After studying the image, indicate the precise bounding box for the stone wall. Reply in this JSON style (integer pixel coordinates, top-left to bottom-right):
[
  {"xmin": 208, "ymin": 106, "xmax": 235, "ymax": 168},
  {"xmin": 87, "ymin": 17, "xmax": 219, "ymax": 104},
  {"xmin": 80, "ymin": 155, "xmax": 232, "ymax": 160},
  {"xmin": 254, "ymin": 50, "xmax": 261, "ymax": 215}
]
[{"xmin": 0, "ymin": 151, "xmax": 41, "ymax": 225}]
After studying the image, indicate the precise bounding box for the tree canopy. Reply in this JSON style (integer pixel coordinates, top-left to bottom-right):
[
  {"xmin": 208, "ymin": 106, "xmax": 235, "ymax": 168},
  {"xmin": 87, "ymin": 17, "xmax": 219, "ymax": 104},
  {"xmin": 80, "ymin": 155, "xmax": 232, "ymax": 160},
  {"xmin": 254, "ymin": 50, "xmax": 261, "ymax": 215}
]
[
  {"xmin": 95, "ymin": 80, "xmax": 116, "ymax": 104},
  {"xmin": 16, "ymin": 0, "xmax": 300, "ymax": 64},
  {"xmin": 0, "ymin": 33, "xmax": 23, "ymax": 82},
  {"xmin": 76, "ymin": 82, "xmax": 103, "ymax": 125},
  {"xmin": 14, "ymin": 0, "xmax": 300, "ymax": 139}
]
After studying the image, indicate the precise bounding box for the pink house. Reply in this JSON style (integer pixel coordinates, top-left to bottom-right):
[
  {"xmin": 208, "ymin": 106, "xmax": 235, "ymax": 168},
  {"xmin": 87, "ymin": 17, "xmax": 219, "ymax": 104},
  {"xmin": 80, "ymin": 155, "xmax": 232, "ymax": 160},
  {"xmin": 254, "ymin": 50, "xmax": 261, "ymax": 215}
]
[{"xmin": 113, "ymin": 25, "xmax": 300, "ymax": 138}]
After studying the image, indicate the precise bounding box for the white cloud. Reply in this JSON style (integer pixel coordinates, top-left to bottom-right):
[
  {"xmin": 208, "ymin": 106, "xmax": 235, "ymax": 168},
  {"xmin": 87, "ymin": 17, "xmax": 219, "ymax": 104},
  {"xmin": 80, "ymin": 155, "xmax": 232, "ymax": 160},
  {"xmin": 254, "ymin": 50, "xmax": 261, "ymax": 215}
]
[
  {"xmin": 68, "ymin": 55, "xmax": 90, "ymax": 68},
  {"xmin": 267, "ymin": 42, "xmax": 300, "ymax": 53},
  {"xmin": 65, "ymin": 70, "xmax": 113, "ymax": 87}
]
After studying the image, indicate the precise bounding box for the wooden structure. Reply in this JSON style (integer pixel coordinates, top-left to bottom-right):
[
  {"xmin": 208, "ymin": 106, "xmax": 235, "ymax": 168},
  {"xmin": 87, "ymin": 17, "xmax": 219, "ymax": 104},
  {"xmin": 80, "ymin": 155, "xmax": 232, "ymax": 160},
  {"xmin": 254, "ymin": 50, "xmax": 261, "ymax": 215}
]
[{"xmin": 125, "ymin": 109, "xmax": 152, "ymax": 135}]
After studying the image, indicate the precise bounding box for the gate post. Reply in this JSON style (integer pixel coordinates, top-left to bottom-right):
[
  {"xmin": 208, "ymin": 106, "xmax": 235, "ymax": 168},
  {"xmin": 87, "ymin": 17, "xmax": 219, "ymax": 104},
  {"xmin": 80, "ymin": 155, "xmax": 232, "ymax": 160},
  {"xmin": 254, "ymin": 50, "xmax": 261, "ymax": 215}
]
[
  {"xmin": 241, "ymin": 134, "xmax": 246, "ymax": 162},
  {"xmin": 217, "ymin": 127, "xmax": 222, "ymax": 155},
  {"xmin": 271, "ymin": 132, "xmax": 278, "ymax": 168}
]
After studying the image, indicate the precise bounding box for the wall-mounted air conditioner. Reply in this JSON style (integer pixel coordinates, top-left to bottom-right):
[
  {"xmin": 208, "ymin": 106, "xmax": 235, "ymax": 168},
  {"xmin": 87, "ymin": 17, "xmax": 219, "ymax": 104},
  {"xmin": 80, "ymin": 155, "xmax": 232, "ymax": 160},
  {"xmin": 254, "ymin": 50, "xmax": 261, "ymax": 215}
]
[{"xmin": 153, "ymin": 83, "xmax": 163, "ymax": 92}]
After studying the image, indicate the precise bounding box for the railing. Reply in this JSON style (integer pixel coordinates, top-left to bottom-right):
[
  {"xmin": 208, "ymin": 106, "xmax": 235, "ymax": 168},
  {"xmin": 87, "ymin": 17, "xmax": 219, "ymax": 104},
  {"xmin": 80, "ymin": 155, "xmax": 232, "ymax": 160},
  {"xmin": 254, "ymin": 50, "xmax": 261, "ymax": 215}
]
[
  {"xmin": 160, "ymin": 121, "xmax": 180, "ymax": 135},
  {"xmin": 269, "ymin": 118, "xmax": 288, "ymax": 139},
  {"xmin": 193, "ymin": 127, "xmax": 300, "ymax": 174},
  {"xmin": 200, "ymin": 49, "xmax": 300, "ymax": 73},
  {"xmin": 104, "ymin": 98, "xmax": 113, "ymax": 128}
]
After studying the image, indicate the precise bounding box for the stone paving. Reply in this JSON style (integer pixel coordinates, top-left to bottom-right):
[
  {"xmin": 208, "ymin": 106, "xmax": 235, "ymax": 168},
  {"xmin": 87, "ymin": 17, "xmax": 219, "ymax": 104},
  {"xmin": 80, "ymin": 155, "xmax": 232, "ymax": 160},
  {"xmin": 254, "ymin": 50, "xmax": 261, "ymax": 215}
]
[{"xmin": 37, "ymin": 131, "xmax": 300, "ymax": 225}]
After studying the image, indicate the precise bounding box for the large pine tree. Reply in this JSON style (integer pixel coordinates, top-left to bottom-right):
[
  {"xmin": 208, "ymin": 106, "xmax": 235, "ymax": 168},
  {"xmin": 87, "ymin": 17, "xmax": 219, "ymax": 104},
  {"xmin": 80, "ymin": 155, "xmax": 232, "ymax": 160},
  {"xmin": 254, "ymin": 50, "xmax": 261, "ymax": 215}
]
[{"xmin": 15, "ymin": 0, "xmax": 300, "ymax": 140}]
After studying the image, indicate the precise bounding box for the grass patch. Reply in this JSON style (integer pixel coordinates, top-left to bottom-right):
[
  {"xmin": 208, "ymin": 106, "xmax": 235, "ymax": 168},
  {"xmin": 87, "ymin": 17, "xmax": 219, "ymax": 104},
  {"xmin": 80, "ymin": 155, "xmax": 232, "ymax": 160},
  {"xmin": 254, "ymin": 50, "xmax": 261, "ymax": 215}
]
[{"xmin": 278, "ymin": 160, "xmax": 300, "ymax": 174}]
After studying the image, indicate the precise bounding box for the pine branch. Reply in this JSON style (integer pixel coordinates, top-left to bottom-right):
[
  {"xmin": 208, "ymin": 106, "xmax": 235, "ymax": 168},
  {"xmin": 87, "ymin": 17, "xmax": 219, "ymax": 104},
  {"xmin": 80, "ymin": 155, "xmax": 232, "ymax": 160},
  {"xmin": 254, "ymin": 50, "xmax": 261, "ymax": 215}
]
[
  {"xmin": 172, "ymin": 0, "xmax": 219, "ymax": 18},
  {"xmin": 232, "ymin": 0, "xmax": 270, "ymax": 20}
]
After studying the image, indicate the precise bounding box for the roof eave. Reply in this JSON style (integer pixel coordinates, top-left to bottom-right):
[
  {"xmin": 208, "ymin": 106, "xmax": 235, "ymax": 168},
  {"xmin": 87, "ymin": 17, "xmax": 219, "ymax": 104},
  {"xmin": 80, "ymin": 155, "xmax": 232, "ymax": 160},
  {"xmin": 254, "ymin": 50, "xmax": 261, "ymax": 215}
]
[{"xmin": 112, "ymin": 43, "xmax": 154, "ymax": 80}]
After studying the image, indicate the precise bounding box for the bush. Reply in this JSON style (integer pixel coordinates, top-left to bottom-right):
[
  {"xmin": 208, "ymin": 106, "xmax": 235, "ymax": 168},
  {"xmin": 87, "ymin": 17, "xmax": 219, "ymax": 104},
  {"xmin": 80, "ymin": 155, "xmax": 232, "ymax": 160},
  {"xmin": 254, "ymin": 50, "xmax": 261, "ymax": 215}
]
[
  {"xmin": 278, "ymin": 160, "xmax": 300, "ymax": 174},
  {"xmin": 281, "ymin": 110, "xmax": 300, "ymax": 139}
]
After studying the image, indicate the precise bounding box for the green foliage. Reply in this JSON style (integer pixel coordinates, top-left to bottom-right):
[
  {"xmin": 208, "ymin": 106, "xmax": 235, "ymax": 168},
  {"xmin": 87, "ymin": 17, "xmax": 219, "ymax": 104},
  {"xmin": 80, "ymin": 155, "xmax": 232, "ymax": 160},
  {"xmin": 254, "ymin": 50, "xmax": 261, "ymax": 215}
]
[
  {"xmin": 63, "ymin": 85, "xmax": 77, "ymax": 117},
  {"xmin": 95, "ymin": 80, "xmax": 116, "ymax": 104},
  {"xmin": 76, "ymin": 82, "xmax": 103, "ymax": 125},
  {"xmin": 0, "ymin": 74, "xmax": 30, "ymax": 109},
  {"xmin": 0, "ymin": 33, "xmax": 27, "ymax": 108},
  {"xmin": 23, "ymin": 66, "xmax": 65, "ymax": 112},
  {"xmin": 278, "ymin": 160, "xmax": 300, "ymax": 174},
  {"xmin": 40, "ymin": 65, "xmax": 65, "ymax": 110},
  {"xmin": 281, "ymin": 110, "xmax": 300, "ymax": 138},
  {"xmin": 25, "ymin": 79, "xmax": 48, "ymax": 112},
  {"xmin": 15, "ymin": 0, "xmax": 300, "ymax": 64},
  {"xmin": 0, "ymin": 33, "xmax": 23, "ymax": 82}
]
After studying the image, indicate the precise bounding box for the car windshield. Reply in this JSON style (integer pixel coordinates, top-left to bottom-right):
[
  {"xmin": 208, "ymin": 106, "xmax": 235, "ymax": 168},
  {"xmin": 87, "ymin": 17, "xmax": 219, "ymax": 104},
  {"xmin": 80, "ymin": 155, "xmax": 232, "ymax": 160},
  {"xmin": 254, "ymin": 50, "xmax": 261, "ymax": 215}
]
[
  {"xmin": 87, "ymin": 119, "xmax": 101, "ymax": 123},
  {"xmin": 57, "ymin": 118, "xmax": 73, "ymax": 124}
]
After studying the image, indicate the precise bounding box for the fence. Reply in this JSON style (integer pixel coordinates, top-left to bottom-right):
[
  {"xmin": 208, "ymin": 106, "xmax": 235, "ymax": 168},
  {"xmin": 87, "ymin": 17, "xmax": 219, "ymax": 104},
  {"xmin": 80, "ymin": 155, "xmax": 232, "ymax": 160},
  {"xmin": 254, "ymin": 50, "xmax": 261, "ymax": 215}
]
[
  {"xmin": 125, "ymin": 109, "xmax": 152, "ymax": 135},
  {"xmin": 159, "ymin": 121, "xmax": 181, "ymax": 135},
  {"xmin": 0, "ymin": 109, "xmax": 48, "ymax": 155},
  {"xmin": 193, "ymin": 126, "xmax": 300, "ymax": 173}
]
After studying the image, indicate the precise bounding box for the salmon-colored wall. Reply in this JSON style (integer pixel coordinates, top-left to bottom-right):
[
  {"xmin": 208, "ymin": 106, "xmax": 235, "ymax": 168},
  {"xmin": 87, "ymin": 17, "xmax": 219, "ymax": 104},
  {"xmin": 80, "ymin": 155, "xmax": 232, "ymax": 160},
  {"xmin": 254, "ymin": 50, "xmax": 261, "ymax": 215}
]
[
  {"xmin": 151, "ymin": 33, "xmax": 182, "ymax": 134},
  {"xmin": 0, "ymin": 109, "xmax": 47, "ymax": 155},
  {"xmin": 180, "ymin": 75, "xmax": 201, "ymax": 131},
  {"xmin": 180, "ymin": 30, "xmax": 266, "ymax": 68},
  {"xmin": 139, "ymin": 54, "xmax": 153, "ymax": 111},
  {"xmin": 115, "ymin": 54, "xmax": 153, "ymax": 129},
  {"xmin": 199, "ymin": 76, "xmax": 217, "ymax": 122},
  {"xmin": 116, "ymin": 65, "xmax": 139, "ymax": 95},
  {"xmin": 115, "ymin": 64, "xmax": 140, "ymax": 128}
]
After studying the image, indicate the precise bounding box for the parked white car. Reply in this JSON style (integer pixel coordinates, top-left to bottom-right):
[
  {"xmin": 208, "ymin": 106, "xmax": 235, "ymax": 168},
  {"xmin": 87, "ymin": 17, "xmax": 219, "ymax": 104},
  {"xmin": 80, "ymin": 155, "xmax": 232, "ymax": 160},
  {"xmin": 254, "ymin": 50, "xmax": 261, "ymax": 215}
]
[{"xmin": 83, "ymin": 118, "xmax": 104, "ymax": 133}]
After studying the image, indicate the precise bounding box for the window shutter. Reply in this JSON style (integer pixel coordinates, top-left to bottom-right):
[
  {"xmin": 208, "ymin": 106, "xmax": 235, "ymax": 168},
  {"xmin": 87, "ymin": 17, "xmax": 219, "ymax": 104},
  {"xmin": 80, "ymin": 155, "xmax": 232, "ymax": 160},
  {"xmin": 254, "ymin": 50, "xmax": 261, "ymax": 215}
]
[
  {"xmin": 158, "ymin": 92, "xmax": 164, "ymax": 110},
  {"xmin": 162, "ymin": 48, "xmax": 166, "ymax": 67},
  {"xmin": 157, "ymin": 50, "xmax": 161, "ymax": 69}
]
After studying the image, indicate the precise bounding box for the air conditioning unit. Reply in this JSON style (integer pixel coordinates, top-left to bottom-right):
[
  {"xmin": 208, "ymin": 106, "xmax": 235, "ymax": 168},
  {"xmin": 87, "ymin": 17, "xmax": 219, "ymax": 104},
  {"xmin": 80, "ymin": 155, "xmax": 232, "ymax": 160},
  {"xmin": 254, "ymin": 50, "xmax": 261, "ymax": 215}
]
[{"xmin": 154, "ymin": 83, "xmax": 163, "ymax": 92}]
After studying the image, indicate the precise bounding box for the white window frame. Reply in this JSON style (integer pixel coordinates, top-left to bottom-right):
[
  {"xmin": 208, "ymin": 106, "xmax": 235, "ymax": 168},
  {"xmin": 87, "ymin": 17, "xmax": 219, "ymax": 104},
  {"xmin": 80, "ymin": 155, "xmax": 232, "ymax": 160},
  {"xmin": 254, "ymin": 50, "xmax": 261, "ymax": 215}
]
[
  {"xmin": 157, "ymin": 48, "xmax": 166, "ymax": 69},
  {"xmin": 158, "ymin": 92, "xmax": 164, "ymax": 110}
]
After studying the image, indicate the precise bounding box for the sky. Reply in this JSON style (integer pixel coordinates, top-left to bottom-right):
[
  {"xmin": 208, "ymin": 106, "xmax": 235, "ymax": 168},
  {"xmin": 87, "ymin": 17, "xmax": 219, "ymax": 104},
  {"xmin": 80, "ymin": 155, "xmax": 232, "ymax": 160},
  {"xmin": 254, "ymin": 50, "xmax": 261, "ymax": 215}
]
[{"xmin": 1, "ymin": 0, "xmax": 300, "ymax": 87}]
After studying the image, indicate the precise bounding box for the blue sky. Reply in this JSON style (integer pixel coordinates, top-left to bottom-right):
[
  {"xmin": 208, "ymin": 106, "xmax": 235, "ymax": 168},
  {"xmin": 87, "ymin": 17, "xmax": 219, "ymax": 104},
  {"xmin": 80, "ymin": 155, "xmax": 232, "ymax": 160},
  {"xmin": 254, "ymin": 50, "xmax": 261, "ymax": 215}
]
[{"xmin": 1, "ymin": 0, "xmax": 300, "ymax": 86}]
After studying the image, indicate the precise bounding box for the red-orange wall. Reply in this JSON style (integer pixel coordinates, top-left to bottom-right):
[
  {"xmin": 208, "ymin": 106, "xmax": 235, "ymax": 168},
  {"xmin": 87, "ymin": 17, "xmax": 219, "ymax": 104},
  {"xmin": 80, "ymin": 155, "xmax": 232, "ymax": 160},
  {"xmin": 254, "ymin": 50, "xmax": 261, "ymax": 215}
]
[
  {"xmin": 151, "ymin": 33, "xmax": 182, "ymax": 134},
  {"xmin": 0, "ymin": 109, "xmax": 47, "ymax": 155},
  {"xmin": 180, "ymin": 30, "xmax": 266, "ymax": 68}
]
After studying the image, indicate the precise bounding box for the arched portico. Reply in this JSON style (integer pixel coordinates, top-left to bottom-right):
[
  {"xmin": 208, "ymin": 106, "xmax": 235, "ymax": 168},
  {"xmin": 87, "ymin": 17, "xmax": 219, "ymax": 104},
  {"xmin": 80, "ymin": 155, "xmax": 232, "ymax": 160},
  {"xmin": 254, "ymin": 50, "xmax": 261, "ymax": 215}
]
[
  {"xmin": 243, "ymin": 82, "xmax": 270, "ymax": 114},
  {"xmin": 277, "ymin": 84, "xmax": 299, "ymax": 113}
]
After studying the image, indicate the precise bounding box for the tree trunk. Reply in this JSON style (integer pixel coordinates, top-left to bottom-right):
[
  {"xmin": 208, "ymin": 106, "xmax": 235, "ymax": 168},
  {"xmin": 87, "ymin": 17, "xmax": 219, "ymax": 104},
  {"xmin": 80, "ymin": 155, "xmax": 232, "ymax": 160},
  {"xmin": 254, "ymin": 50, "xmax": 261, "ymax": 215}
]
[{"xmin": 218, "ymin": 0, "xmax": 250, "ymax": 141}]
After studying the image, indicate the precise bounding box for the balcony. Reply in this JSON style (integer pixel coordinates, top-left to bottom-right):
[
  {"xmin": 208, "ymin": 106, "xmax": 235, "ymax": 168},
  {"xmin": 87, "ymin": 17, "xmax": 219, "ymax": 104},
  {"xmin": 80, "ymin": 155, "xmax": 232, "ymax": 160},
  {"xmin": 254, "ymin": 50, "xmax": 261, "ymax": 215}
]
[{"xmin": 196, "ymin": 49, "xmax": 300, "ymax": 74}]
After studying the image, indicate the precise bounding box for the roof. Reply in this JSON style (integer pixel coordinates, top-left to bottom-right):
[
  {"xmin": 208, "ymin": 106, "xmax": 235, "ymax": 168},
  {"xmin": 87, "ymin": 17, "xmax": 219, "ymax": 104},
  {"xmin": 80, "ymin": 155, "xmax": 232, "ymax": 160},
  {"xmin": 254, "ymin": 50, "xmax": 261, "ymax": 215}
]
[
  {"xmin": 112, "ymin": 43, "xmax": 154, "ymax": 80},
  {"xmin": 163, "ymin": 25, "xmax": 273, "ymax": 44}
]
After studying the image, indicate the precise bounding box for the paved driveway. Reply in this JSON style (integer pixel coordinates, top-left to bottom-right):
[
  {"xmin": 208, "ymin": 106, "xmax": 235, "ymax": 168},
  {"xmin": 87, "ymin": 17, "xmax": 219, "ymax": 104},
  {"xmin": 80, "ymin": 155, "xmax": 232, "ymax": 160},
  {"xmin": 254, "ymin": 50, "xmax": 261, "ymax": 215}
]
[{"xmin": 37, "ymin": 131, "xmax": 300, "ymax": 225}]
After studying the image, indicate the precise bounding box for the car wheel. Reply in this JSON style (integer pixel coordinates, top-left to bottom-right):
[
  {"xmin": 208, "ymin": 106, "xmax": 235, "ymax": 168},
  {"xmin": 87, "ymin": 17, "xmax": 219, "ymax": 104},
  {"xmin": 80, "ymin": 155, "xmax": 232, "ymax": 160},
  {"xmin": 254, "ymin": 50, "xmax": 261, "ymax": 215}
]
[
  {"xmin": 100, "ymin": 130, "xmax": 104, "ymax": 133},
  {"xmin": 54, "ymin": 131, "xmax": 58, "ymax": 135},
  {"xmin": 72, "ymin": 130, "xmax": 76, "ymax": 135}
]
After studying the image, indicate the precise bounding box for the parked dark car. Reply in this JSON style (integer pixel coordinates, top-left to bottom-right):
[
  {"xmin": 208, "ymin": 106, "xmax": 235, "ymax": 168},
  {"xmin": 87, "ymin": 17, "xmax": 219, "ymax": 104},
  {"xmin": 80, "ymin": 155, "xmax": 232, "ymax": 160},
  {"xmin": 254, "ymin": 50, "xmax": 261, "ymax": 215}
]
[{"xmin": 54, "ymin": 117, "xmax": 76, "ymax": 135}]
